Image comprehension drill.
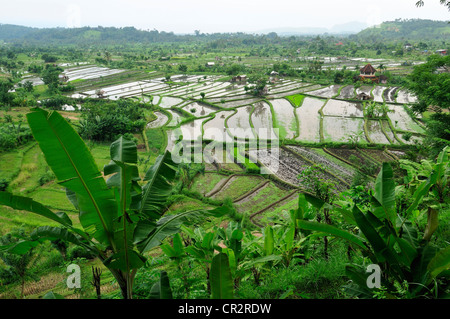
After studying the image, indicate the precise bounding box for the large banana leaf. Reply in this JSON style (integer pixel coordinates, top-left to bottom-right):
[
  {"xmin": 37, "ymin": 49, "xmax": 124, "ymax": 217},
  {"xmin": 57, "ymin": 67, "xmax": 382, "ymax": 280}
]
[
  {"xmin": 26, "ymin": 108, "xmax": 117, "ymax": 245},
  {"xmin": 372, "ymin": 162, "xmax": 396, "ymax": 223},
  {"xmin": 149, "ymin": 271, "xmax": 173, "ymax": 299},
  {"xmin": 0, "ymin": 191, "xmax": 72, "ymax": 227},
  {"xmin": 210, "ymin": 253, "xmax": 234, "ymax": 299},
  {"xmin": 139, "ymin": 152, "xmax": 178, "ymax": 220},
  {"xmin": 103, "ymin": 137, "xmax": 144, "ymax": 285},
  {"xmin": 352, "ymin": 207, "xmax": 405, "ymax": 281},
  {"xmin": 427, "ymin": 246, "xmax": 450, "ymax": 281},
  {"xmin": 135, "ymin": 206, "xmax": 228, "ymax": 253},
  {"xmin": 296, "ymin": 220, "xmax": 367, "ymax": 250},
  {"xmin": 263, "ymin": 226, "xmax": 274, "ymax": 256}
]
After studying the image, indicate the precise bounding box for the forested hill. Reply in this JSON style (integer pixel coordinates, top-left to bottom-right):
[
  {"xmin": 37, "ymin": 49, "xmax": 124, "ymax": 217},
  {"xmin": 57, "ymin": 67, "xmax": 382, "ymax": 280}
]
[
  {"xmin": 0, "ymin": 24, "xmax": 185, "ymax": 45},
  {"xmin": 0, "ymin": 24, "xmax": 36, "ymax": 41},
  {"xmin": 1, "ymin": 19, "xmax": 449, "ymax": 45},
  {"xmin": 354, "ymin": 19, "xmax": 450, "ymax": 42}
]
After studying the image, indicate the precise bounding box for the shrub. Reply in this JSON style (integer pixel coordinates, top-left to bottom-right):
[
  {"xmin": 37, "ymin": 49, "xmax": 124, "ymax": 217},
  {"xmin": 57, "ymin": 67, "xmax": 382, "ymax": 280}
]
[
  {"xmin": 38, "ymin": 170, "xmax": 56, "ymax": 186},
  {"xmin": 67, "ymin": 245, "xmax": 96, "ymax": 260},
  {"xmin": 0, "ymin": 179, "xmax": 9, "ymax": 191}
]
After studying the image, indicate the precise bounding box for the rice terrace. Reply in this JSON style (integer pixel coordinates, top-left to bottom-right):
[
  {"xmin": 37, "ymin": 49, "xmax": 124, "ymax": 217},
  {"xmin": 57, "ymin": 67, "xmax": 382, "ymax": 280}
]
[{"xmin": 0, "ymin": 0, "xmax": 449, "ymax": 307}]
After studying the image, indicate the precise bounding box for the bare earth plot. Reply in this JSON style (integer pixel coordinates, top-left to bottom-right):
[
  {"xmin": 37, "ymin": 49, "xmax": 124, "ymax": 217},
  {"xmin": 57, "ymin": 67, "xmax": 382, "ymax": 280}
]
[{"xmin": 285, "ymin": 145, "xmax": 355, "ymax": 184}]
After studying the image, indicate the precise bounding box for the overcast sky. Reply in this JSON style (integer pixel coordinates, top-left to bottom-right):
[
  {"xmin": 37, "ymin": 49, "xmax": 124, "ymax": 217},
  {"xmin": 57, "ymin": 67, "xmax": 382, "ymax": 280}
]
[{"xmin": 0, "ymin": 0, "xmax": 449, "ymax": 34}]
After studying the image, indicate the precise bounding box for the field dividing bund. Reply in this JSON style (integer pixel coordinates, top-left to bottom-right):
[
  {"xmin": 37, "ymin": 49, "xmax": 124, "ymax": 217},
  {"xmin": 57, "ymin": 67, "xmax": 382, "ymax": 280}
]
[
  {"xmin": 250, "ymin": 190, "xmax": 299, "ymax": 227},
  {"xmin": 72, "ymin": 70, "xmax": 152, "ymax": 90},
  {"xmin": 234, "ymin": 181, "xmax": 291, "ymax": 215},
  {"xmin": 383, "ymin": 87, "xmax": 399, "ymax": 103},
  {"xmin": 358, "ymin": 148, "xmax": 396, "ymax": 164},
  {"xmin": 209, "ymin": 175, "xmax": 265, "ymax": 201},
  {"xmin": 250, "ymin": 147, "xmax": 348, "ymax": 193},
  {"xmin": 190, "ymin": 172, "xmax": 231, "ymax": 196}
]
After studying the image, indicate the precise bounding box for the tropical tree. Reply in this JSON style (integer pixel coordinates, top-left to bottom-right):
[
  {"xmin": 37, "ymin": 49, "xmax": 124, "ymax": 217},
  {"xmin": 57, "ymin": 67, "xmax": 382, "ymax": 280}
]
[
  {"xmin": 397, "ymin": 146, "xmax": 449, "ymax": 241},
  {"xmin": 0, "ymin": 229, "xmax": 41, "ymax": 298},
  {"xmin": 297, "ymin": 162, "xmax": 450, "ymax": 298},
  {"xmin": 0, "ymin": 108, "xmax": 227, "ymax": 299}
]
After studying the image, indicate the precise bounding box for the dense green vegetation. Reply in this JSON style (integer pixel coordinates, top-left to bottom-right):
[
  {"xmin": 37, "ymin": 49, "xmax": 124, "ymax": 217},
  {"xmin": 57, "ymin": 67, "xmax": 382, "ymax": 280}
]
[{"xmin": 0, "ymin": 18, "xmax": 449, "ymax": 301}]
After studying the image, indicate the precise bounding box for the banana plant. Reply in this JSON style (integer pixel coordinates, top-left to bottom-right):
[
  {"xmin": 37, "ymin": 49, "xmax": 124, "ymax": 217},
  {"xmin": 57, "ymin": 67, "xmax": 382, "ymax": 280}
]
[
  {"xmin": 181, "ymin": 225, "xmax": 221, "ymax": 294},
  {"xmin": 297, "ymin": 162, "xmax": 450, "ymax": 298},
  {"xmin": 398, "ymin": 146, "xmax": 449, "ymax": 241},
  {"xmin": 0, "ymin": 108, "xmax": 227, "ymax": 299},
  {"xmin": 160, "ymin": 233, "xmax": 190, "ymax": 298},
  {"xmin": 216, "ymin": 221, "xmax": 281, "ymax": 287}
]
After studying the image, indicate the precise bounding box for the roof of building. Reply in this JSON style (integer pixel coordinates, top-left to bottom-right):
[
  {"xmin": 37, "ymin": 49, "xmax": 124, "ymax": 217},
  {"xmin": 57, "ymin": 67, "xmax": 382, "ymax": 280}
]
[{"xmin": 360, "ymin": 64, "xmax": 377, "ymax": 74}]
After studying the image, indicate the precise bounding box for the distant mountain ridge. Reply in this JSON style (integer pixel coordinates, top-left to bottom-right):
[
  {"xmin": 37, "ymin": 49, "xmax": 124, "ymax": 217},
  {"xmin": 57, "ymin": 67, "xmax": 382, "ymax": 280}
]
[
  {"xmin": 0, "ymin": 19, "xmax": 448, "ymax": 44},
  {"xmin": 255, "ymin": 21, "xmax": 368, "ymax": 36},
  {"xmin": 354, "ymin": 19, "xmax": 450, "ymax": 41}
]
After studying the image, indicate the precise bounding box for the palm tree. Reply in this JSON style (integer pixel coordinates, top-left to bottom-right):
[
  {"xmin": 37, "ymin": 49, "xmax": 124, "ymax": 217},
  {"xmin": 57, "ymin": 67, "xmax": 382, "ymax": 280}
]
[{"xmin": 0, "ymin": 108, "xmax": 227, "ymax": 299}]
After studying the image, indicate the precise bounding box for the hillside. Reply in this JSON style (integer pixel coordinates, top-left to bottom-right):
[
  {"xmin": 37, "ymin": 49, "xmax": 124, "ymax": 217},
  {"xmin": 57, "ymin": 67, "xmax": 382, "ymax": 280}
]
[
  {"xmin": 354, "ymin": 19, "xmax": 450, "ymax": 42},
  {"xmin": 0, "ymin": 23, "xmax": 36, "ymax": 41},
  {"xmin": 1, "ymin": 19, "xmax": 449, "ymax": 45}
]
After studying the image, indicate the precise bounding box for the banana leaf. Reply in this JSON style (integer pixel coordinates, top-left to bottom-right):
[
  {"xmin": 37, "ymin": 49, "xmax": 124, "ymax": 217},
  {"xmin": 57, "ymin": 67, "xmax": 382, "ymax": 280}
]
[
  {"xmin": 296, "ymin": 220, "xmax": 367, "ymax": 250},
  {"xmin": 210, "ymin": 253, "xmax": 234, "ymax": 299},
  {"xmin": 0, "ymin": 191, "xmax": 72, "ymax": 227},
  {"xmin": 135, "ymin": 206, "xmax": 228, "ymax": 253},
  {"xmin": 26, "ymin": 108, "xmax": 117, "ymax": 245},
  {"xmin": 372, "ymin": 162, "xmax": 396, "ymax": 223},
  {"xmin": 149, "ymin": 271, "xmax": 173, "ymax": 299},
  {"xmin": 139, "ymin": 152, "xmax": 178, "ymax": 220}
]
